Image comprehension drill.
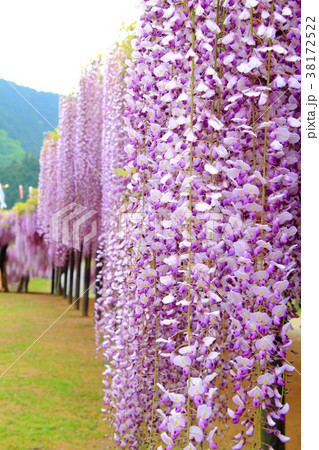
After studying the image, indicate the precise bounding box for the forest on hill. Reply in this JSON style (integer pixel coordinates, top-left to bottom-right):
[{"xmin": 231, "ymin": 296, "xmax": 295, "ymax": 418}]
[
  {"xmin": 0, "ymin": 79, "xmax": 59, "ymax": 157},
  {"xmin": 0, "ymin": 154, "xmax": 40, "ymax": 208},
  {"xmin": 0, "ymin": 78, "xmax": 59, "ymax": 207},
  {"xmin": 0, "ymin": 129, "xmax": 25, "ymax": 167}
]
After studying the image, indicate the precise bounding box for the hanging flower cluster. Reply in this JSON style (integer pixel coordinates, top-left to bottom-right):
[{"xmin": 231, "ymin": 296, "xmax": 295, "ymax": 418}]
[
  {"xmin": 9, "ymin": 1, "xmax": 300, "ymax": 447},
  {"xmin": 37, "ymin": 129, "xmax": 62, "ymax": 265},
  {"xmin": 0, "ymin": 191, "xmax": 50, "ymax": 285},
  {"xmin": 56, "ymin": 94, "xmax": 77, "ymax": 230},
  {"xmin": 0, "ymin": 210, "xmax": 16, "ymax": 289},
  {"xmin": 95, "ymin": 47, "xmax": 129, "ymax": 333},
  {"xmin": 37, "ymin": 59, "xmax": 103, "ymax": 268},
  {"xmin": 73, "ymin": 59, "xmax": 103, "ymax": 258},
  {"xmin": 9, "ymin": 190, "xmax": 50, "ymax": 283},
  {"xmin": 95, "ymin": 0, "xmax": 300, "ymax": 448},
  {"xmin": 94, "ymin": 46, "xmax": 146, "ymax": 448},
  {"xmin": 0, "ymin": 210, "xmax": 15, "ymax": 249}
]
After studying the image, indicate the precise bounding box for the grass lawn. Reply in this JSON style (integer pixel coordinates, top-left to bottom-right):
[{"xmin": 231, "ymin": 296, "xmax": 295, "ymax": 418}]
[
  {"xmin": 0, "ymin": 292, "xmax": 111, "ymax": 449},
  {"xmin": 28, "ymin": 277, "xmax": 52, "ymax": 293},
  {"xmin": 24, "ymin": 277, "xmax": 96, "ymax": 297}
]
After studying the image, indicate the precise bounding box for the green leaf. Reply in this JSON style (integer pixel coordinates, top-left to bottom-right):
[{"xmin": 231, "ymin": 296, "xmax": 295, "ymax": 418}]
[{"xmin": 113, "ymin": 168, "xmax": 129, "ymax": 178}]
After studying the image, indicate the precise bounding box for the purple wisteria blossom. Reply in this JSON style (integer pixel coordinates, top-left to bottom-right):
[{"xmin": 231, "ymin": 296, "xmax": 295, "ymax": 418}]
[
  {"xmin": 106, "ymin": 0, "xmax": 301, "ymax": 448},
  {"xmin": 30, "ymin": 1, "xmax": 301, "ymax": 448}
]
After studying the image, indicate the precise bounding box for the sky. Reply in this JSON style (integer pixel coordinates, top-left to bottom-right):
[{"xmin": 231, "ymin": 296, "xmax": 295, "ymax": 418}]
[{"xmin": 0, "ymin": 0, "xmax": 142, "ymax": 95}]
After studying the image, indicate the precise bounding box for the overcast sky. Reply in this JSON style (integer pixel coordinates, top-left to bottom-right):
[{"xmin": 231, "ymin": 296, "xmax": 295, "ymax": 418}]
[{"xmin": 0, "ymin": 0, "xmax": 142, "ymax": 95}]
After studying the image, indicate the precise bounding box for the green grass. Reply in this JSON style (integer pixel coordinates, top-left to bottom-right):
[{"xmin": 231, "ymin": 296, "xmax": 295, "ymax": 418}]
[
  {"xmin": 9, "ymin": 277, "xmax": 52, "ymax": 294},
  {"xmin": 28, "ymin": 277, "xmax": 52, "ymax": 293},
  {"xmin": 0, "ymin": 292, "xmax": 111, "ymax": 449}
]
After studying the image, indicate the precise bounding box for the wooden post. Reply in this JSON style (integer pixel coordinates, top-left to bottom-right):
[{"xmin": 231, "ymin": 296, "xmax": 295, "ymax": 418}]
[
  {"xmin": 56, "ymin": 267, "xmax": 62, "ymax": 296},
  {"xmin": 0, "ymin": 244, "xmax": 9, "ymax": 292},
  {"xmin": 81, "ymin": 250, "xmax": 91, "ymax": 317},
  {"xmin": 68, "ymin": 250, "xmax": 75, "ymax": 304},
  {"xmin": 51, "ymin": 266, "xmax": 55, "ymax": 294},
  {"xmin": 95, "ymin": 256, "xmax": 102, "ymax": 302},
  {"xmin": 54, "ymin": 266, "xmax": 58, "ymax": 293},
  {"xmin": 63, "ymin": 252, "xmax": 69, "ymax": 299},
  {"xmin": 17, "ymin": 276, "xmax": 25, "ymax": 293},
  {"xmin": 74, "ymin": 244, "xmax": 82, "ymax": 310},
  {"xmin": 25, "ymin": 273, "xmax": 30, "ymax": 293},
  {"xmin": 95, "ymin": 257, "xmax": 102, "ymax": 321}
]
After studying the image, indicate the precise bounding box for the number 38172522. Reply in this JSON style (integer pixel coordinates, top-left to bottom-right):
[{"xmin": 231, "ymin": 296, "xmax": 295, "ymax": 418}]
[{"xmin": 306, "ymin": 17, "xmax": 316, "ymax": 78}]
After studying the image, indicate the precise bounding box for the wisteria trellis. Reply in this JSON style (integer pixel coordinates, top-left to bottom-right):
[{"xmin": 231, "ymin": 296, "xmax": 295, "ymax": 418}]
[
  {"xmin": 95, "ymin": 0, "xmax": 300, "ymax": 449},
  {"xmin": 2, "ymin": 191, "xmax": 50, "ymax": 286},
  {"xmin": 1, "ymin": 0, "xmax": 300, "ymax": 449}
]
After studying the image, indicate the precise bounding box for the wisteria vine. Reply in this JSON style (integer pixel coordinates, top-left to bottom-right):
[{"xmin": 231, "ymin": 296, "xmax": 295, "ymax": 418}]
[
  {"xmin": 3, "ymin": 1, "xmax": 300, "ymax": 449},
  {"xmin": 96, "ymin": 0, "xmax": 301, "ymax": 449}
]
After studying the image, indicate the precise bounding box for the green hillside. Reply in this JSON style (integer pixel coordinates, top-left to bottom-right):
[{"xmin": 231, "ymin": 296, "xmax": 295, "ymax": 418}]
[
  {"xmin": 0, "ymin": 78, "xmax": 59, "ymax": 157},
  {"xmin": 0, "ymin": 129, "xmax": 26, "ymax": 167},
  {"xmin": 0, "ymin": 78, "xmax": 59, "ymax": 209},
  {"xmin": 0, "ymin": 154, "xmax": 40, "ymax": 209}
]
